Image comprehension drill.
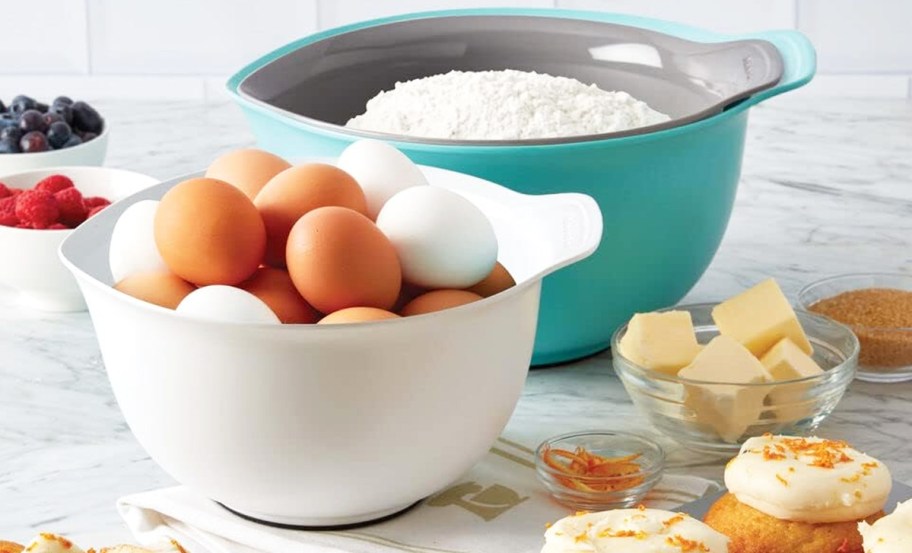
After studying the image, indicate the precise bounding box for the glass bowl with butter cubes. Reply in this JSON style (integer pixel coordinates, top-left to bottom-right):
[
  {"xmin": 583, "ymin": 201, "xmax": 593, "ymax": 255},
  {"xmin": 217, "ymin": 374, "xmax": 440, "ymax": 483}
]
[{"xmin": 612, "ymin": 279, "xmax": 859, "ymax": 454}]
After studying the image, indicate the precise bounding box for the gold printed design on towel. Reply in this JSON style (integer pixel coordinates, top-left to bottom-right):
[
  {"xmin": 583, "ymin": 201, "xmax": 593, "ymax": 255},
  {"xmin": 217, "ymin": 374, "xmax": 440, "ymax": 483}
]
[
  {"xmin": 427, "ymin": 482, "xmax": 529, "ymax": 521},
  {"xmin": 490, "ymin": 446, "xmax": 536, "ymax": 469}
]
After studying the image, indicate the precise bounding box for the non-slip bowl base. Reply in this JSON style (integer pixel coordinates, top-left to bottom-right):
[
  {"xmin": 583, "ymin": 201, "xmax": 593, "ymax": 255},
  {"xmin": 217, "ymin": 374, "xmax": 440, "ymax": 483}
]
[{"xmin": 218, "ymin": 498, "xmax": 423, "ymax": 530}]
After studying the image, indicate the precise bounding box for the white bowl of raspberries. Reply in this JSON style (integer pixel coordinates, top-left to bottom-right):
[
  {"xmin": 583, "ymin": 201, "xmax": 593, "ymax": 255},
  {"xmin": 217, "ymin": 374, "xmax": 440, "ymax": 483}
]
[
  {"xmin": 0, "ymin": 95, "xmax": 108, "ymax": 174},
  {"xmin": 0, "ymin": 166, "xmax": 157, "ymax": 311}
]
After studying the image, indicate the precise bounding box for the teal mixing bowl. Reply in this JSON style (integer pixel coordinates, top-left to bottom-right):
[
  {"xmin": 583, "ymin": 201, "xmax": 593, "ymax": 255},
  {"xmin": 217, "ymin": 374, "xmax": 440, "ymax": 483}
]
[{"xmin": 226, "ymin": 8, "xmax": 816, "ymax": 365}]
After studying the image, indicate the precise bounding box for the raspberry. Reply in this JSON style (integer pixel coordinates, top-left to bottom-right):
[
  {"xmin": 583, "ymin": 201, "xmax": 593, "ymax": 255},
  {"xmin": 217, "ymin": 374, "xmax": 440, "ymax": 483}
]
[
  {"xmin": 55, "ymin": 187, "xmax": 87, "ymax": 227},
  {"xmin": 86, "ymin": 205, "xmax": 107, "ymax": 219},
  {"xmin": 9, "ymin": 188, "xmax": 23, "ymax": 197},
  {"xmin": 0, "ymin": 196, "xmax": 18, "ymax": 226},
  {"xmin": 34, "ymin": 174, "xmax": 75, "ymax": 194},
  {"xmin": 0, "ymin": 182, "xmax": 11, "ymax": 198},
  {"xmin": 15, "ymin": 189, "xmax": 59, "ymax": 229},
  {"xmin": 83, "ymin": 196, "xmax": 111, "ymax": 209},
  {"xmin": 48, "ymin": 223, "xmax": 68, "ymax": 230}
]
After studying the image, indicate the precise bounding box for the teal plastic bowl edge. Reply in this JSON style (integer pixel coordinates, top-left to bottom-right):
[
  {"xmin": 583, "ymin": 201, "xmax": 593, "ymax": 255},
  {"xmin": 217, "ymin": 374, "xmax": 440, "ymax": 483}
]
[{"xmin": 225, "ymin": 7, "xmax": 817, "ymax": 153}]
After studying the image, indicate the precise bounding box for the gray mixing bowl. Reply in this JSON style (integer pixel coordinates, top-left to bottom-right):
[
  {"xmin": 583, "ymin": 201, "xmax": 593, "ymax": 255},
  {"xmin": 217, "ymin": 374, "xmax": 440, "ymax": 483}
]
[{"xmin": 226, "ymin": 8, "xmax": 816, "ymax": 364}]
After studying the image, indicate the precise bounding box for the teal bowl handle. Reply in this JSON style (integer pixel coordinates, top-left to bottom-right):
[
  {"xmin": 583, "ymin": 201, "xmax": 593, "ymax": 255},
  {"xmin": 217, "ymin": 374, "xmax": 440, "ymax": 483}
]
[{"xmin": 736, "ymin": 30, "xmax": 817, "ymax": 108}]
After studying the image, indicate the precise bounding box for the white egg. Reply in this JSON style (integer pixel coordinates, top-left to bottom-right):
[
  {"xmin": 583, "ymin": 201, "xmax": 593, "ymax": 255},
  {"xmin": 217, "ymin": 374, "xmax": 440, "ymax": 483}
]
[
  {"xmin": 336, "ymin": 139, "xmax": 428, "ymax": 220},
  {"xmin": 176, "ymin": 286, "xmax": 280, "ymax": 324},
  {"xmin": 377, "ymin": 186, "xmax": 497, "ymax": 289},
  {"xmin": 109, "ymin": 200, "xmax": 168, "ymax": 283}
]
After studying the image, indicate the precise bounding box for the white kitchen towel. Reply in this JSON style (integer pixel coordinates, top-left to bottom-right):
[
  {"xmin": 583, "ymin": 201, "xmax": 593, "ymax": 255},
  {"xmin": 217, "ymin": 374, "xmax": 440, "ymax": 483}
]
[{"xmin": 118, "ymin": 436, "xmax": 720, "ymax": 553}]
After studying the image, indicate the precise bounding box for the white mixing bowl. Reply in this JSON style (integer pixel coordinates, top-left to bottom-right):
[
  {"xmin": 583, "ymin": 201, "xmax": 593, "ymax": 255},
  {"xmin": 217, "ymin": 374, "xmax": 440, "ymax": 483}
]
[{"xmin": 60, "ymin": 165, "xmax": 601, "ymax": 526}]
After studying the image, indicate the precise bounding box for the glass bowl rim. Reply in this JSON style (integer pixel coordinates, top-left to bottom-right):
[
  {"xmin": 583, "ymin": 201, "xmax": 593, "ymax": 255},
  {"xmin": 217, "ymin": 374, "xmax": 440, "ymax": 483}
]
[
  {"xmin": 798, "ymin": 272, "xmax": 912, "ymax": 332},
  {"xmin": 610, "ymin": 302, "xmax": 859, "ymax": 386},
  {"xmin": 534, "ymin": 430, "xmax": 665, "ymax": 484}
]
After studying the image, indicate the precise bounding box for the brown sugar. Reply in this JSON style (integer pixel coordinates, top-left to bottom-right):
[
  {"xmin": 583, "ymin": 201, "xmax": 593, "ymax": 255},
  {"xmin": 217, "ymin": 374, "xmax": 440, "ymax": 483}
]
[{"xmin": 809, "ymin": 288, "xmax": 912, "ymax": 368}]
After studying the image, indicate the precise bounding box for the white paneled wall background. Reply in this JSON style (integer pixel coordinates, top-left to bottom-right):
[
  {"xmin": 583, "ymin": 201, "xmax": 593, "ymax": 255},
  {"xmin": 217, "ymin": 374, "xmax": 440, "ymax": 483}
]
[{"xmin": 1, "ymin": 0, "xmax": 911, "ymax": 101}]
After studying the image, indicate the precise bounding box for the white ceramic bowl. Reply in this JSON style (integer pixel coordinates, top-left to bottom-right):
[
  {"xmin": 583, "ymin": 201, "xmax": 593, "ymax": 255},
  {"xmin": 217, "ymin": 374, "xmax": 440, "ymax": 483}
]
[
  {"xmin": 0, "ymin": 127, "xmax": 109, "ymax": 174},
  {"xmin": 60, "ymin": 165, "xmax": 602, "ymax": 526},
  {"xmin": 0, "ymin": 166, "xmax": 157, "ymax": 311}
]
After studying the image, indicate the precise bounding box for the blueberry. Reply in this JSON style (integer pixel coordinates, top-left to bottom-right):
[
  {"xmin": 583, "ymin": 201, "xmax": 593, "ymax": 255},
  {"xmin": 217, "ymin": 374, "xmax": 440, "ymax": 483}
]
[
  {"xmin": 62, "ymin": 134, "xmax": 82, "ymax": 149},
  {"xmin": 44, "ymin": 112, "xmax": 64, "ymax": 126},
  {"xmin": 8, "ymin": 95, "xmax": 36, "ymax": 117},
  {"xmin": 0, "ymin": 98, "xmax": 5, "ymax": 113},
  {"xmin": 19, "ymin": 131, "xmax": 49, "ymax": 153},
  {"xmin": 71, "ymin": 101, "xmax": 103, "ymax": 133},
  {"xmin": 0, "ymin": 125, "xmax": 22, "ymax": 144},
  {"xmin": 18, "ymin": 109, "xmax": 48, "ymax": 134},
  {"xmin": 0, "ymin": 137, "xmax": 21, "ymax": 154},
  {"xmin": 47, "ymin": 121, "xmax": 72, "ymax": 149},
  {"xmin": 49, "ymin": 103, "xmax": 73, "ymax": 125},
  {"xmin": 80, "ymin": 131, "xmax": 98, "ymax": 143},
  {"xmin": 52, "ymin": 96, "xmax": 73, "ymax": 107},
  {"xmin": 0, "ymin": 116, "xmax": 15, "ymax": 130},
  {"xmin": 35, "ymin": 102, "xmax": 48, "ymax": 113}
]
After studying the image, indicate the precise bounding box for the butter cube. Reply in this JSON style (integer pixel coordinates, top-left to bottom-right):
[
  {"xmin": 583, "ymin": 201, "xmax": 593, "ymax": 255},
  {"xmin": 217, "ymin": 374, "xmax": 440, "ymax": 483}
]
[
  {"xmin": 712, "ymin": 278, "xmax": 812, "ymax": 357},
  {"xmin": 618, "ymin": 311, "xmax": 701, "ymax": 375},
  {"xmin": 761, "ymin": 337, "xmax": 824, "ymax": 380},
  {"xmin": 679, "ymin": 334, "xmax": 773, "ymax": 443},
  {"xmin": 761, "ymin": 337, "xmax": 824, "ymax": 422}
]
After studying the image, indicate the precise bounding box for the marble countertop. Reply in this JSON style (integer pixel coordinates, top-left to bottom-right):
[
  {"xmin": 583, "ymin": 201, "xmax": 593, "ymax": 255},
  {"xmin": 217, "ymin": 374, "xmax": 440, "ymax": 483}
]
[{"xmin": 2, "ymin": 96, "xmax": 911, "ymax": 545}]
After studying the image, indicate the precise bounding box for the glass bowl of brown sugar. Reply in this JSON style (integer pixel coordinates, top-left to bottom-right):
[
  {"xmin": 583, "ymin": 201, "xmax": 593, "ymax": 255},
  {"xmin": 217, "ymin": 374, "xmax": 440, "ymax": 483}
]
[{"xmin": 799, "ymin": 273, "xmax": 912, "ymax": 383}]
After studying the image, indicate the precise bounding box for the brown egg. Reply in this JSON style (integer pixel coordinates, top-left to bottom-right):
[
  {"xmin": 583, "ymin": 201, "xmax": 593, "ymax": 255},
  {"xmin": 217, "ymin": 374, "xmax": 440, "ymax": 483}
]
[
  {"xmin": 318, "ymin": 307, "xmax": 400, "ymax": 325},
  {"xmin": 254, "ymin": 163, "xmax": 368, "ymax": 267},
  {"xmin": 114, "ymin": 271, "xmax": 195, "ymax": 309},
  {"xmin": 465, "ymin": 262, "xmax": 516, "ymax": 297},
  {"xmin": 155, "ymin": 177, "xmax": 266, "ymax": 286},
  {"xmin": 287, "ymin": 206, "xmax": 401, "ymax": 313},
  {"xmin": 239, "ymin": 267, "xmax": 320, "ymax": 324},
  {"xmin": 205, "ymin": 149, "xmax": 291, "ymax": 200},
  {"xmin": 392, "ymin": 281, "xmax": 427, "ymax": 312},
  {"xmin": 401, "ymin": 289, "xmax": 483, "ymax": 316}
]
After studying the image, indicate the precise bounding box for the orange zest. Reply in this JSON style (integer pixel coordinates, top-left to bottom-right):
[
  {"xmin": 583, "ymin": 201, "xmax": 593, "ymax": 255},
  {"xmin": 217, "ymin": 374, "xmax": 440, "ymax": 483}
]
[
  {"xmin": 761, "ymin": 437, "xmax": 854, "ymax": 469},
  {"xmin": 662, "ymin": 514, "xmax": 686, "ymax": 528},
  {"xmin": 665, "ymin": 535, "xmax": 710, "ymax": 552},
  {"xmin": 540, "ymin": 445, "xmax": 643, "ymax": 492}
]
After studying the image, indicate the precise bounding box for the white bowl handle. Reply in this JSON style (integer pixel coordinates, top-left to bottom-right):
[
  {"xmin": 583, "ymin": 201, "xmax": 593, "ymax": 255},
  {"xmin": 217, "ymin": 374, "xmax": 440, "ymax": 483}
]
[
  {"xmin": 416, "ymin": 165, "xmax": 603, "ymax": 283},
  {"xmin": 521, "ymin": 192, "xmax": 603, "ymax": 280}
]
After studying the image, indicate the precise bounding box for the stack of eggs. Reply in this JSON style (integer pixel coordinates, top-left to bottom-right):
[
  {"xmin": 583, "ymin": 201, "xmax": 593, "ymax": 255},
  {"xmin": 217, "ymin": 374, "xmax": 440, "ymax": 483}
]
[{"xmin": 109, "ymin": 140, "xmax": 515, "ymax": 325}]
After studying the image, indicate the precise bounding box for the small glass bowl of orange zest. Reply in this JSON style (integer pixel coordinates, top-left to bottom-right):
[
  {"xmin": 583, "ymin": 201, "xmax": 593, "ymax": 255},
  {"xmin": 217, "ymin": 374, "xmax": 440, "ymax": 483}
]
[{"xmin": 535, "ymin": 430, "xmax": 665, "ymax": 510}]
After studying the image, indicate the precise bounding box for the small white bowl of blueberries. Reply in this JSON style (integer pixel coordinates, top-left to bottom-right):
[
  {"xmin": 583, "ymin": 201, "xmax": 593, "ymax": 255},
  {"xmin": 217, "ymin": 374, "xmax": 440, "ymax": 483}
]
[{"xmin": 0, "ymin": 94, "xmax": 107, "ymax": 174}]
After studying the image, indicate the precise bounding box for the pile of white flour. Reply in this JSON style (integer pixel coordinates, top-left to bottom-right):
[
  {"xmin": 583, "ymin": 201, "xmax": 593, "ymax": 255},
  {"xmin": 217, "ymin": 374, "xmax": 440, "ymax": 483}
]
[{"xmin": 345, "ymin": 69, "xmax": 670, "ymax": 140}]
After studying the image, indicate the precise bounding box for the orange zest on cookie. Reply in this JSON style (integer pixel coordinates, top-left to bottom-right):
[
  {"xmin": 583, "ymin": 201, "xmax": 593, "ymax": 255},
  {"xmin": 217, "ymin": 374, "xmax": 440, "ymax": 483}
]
[
  {"xmin": 596, "ymin": 529, "xmax": 647, "ymax": 539},
  {"xmin": 663, "ymin": 514, "xmax": 686, "ymax": 527},
  {"xmin": 665, "ymin": 534, "xmax": 710, "ymax": 552},
  {"xmin": 540, "ymin": 445, "xmax": 643, "ymax": 492},
  {"xmin": 760, "ymin": 437, "xmax": 854, "ymax": 468}
]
